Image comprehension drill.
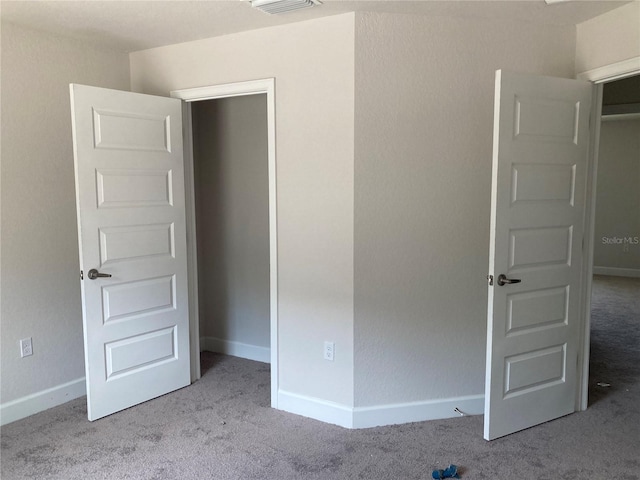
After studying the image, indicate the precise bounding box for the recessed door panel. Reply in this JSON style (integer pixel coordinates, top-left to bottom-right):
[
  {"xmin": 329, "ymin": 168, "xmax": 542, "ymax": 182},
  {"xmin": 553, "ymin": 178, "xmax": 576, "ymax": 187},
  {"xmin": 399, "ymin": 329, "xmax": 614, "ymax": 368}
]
[
  {"xmin": 102, "ymin": 275, "xmax": 175, "ymax": 323},
  {"xmin": 507, "ymin": 286, "xmax": 568, "ymax": 335},
  {"xmin": 96, "ymin": 169, "xmax": 173, "ymax": 208},
  {"xmin": 514, "ymin": 96, "xmax": 579, "ymax": 144},
  {"xmin": 99, "ymin": 223, "xmax": 175, "ymax": 266},
  {"xmin": 511, "ymin": 164, "xmax": 575, "ymax": 205},
  {"xmin": 504, "ymin": 344, "xmax": 566, "ymax": 397},
  {"xmin": 509, "ymin": 226, "xmax": 572, "ymax": 270},
  {"xmin": 93, "ymin": 109, "xmax": 171, "ymax": 152},
  {"xmin": 105, "ymin": 327, "xmax": 177, "ymax": 379}
]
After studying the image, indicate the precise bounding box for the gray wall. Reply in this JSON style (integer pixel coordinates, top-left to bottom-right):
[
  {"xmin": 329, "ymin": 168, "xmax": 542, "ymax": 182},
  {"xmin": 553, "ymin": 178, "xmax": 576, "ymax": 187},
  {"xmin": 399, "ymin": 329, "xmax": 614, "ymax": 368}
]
[
  {"xmin": 192, "ymin": 96, "xmax": 270, "ymax": 349},
  {"xmin": 1, "ymin": 22, "xmax": 130, "ymax": 404},
  {"xmin": 594, "ymin": 119, "xmax": 640, "ymax": 271},
  {"xmin": 353, "ymin": 12, "xmax": 576, "ymax": 407},
  {"xmin": 576, "ymin": 1, "xmax": 640, "ymax": 75}
]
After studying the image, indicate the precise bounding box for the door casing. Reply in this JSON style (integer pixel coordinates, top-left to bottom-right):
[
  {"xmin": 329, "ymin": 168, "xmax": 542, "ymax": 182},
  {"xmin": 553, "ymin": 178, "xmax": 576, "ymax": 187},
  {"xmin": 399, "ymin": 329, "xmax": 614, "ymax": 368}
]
[{"xmin": 171, "ymin": 79, "xmax": 278, "ymax": 408}]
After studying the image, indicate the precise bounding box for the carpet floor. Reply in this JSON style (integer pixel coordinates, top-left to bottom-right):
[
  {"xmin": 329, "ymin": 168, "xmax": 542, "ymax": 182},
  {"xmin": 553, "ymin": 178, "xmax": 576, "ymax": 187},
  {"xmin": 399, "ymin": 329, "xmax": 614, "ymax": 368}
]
[{"xmin": 1, "ymin": 275, "xmax": 638, "ymax": 479}]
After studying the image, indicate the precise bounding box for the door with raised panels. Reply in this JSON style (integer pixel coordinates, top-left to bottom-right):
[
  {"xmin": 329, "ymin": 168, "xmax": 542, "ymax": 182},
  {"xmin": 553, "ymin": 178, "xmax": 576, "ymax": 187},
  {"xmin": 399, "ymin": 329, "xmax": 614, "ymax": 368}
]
[
  {"xmin": 484, "ymin": 70, "xmax": 593, "ymax": 440},
  {"xmin": 70, "ymin": 84, "xmax": 190, "ymax": 420}
]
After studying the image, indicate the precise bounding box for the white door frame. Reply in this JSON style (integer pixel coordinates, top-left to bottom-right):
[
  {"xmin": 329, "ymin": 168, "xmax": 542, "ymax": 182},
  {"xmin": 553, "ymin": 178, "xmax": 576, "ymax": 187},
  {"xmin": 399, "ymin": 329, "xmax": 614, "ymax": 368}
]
[
  {"xmin": 170, "ymin": 79, "xmax": 279, "ymax": 408},
  {"xmin": 577, "ymin": 57, "xmax": 640, "ymax": 411}
]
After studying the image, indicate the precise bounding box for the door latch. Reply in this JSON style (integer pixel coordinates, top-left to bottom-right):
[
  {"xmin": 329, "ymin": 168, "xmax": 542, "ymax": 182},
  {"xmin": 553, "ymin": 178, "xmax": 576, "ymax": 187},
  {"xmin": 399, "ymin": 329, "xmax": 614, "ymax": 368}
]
[{"xmin": 487, "ymin": 274, "xmax": 493, "ymax": 286}]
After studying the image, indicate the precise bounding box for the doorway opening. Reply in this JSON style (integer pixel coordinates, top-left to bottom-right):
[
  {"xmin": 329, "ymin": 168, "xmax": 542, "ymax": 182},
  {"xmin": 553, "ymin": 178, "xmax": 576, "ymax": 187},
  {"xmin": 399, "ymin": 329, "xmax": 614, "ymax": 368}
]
[
  {"xmin": 588, "ymin": 74, "xmax": 640, "ymax": 407},
  {"xmin": 171, "ymin": 79, "xmax": 278, "ymax": 408},
  {"xmin": 192, "ymin": 94, "xmax": 271, "ymax": 375}
]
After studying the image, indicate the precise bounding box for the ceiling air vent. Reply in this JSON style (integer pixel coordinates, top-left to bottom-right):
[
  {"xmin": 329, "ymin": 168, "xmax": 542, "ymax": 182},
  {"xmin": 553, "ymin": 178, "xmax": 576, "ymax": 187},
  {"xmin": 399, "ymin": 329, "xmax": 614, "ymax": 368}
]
[{"xmin": 250, "ymin": 0, "xmax": 321, "ymax": 15}]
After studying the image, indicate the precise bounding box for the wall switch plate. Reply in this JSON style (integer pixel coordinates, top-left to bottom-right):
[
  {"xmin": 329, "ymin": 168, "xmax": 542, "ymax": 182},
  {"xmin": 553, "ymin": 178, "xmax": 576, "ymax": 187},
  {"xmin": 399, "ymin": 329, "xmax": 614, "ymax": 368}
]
[
  {"xmin": 324, "ymin": 341, "xmax": 334, "ymax": 361},
  {"xmin": 20, "ymin": 337, "xmax": 33, "ymax": 357}
]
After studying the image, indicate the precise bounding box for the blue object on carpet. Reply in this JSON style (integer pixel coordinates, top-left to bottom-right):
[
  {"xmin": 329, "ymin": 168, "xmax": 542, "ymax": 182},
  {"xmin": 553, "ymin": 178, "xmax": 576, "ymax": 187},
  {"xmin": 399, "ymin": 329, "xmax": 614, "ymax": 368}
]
[{"xmin": 432, "ymin": 464, "xmax": 460, "ymax": 479}]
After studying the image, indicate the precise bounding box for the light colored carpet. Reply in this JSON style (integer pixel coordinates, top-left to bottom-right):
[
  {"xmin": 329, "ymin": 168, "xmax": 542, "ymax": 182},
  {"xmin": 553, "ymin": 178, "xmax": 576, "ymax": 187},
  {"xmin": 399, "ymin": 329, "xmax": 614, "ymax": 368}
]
[{"xmin": 1, "ymin": 275, "xmax": 638, "ymax": 479}]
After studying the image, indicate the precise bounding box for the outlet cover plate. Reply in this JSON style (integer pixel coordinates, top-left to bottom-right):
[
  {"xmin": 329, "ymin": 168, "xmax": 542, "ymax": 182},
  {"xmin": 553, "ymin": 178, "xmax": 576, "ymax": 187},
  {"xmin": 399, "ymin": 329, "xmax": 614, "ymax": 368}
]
[{"xmin": 20, "ymin": 338, "xmax": 33, "ymax": 357}]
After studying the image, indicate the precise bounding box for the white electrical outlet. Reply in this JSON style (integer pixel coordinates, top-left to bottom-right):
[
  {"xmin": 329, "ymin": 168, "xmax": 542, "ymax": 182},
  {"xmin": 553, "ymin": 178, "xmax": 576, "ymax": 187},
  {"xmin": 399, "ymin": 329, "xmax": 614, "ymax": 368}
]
[
  {"xmin": 20, "ymin": 337, "xmax": 33, "ymax": 357},
  {"xmin": 324, "ymin": 341, "xmax": 334, "ymax": 361}
]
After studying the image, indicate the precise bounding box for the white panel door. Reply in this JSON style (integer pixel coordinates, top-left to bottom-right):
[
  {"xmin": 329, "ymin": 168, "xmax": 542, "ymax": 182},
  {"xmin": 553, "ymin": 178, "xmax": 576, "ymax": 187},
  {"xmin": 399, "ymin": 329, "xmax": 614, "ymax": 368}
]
[
  {"xmin": 485, "ymin": 71, "xmax": 593, "ymax": 440},
  {"xmin": 70, "ymin": 84, "xmax": 190, "ymax": 421}
]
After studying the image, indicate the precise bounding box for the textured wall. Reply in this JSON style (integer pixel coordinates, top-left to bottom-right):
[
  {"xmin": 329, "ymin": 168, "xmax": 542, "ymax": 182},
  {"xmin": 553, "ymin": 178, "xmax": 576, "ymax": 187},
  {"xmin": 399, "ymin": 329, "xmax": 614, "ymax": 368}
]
[
  {"xmin": 0, "ymin": 22, "xmax": 130, "ymax": 403},
  {"xmin": 192, "ymin": 96, "xmax": 270, "ymax": 348},
  {"xmin": 130, "ymin": 14, "xmax": 356, "ymax": 406},
  {"xmin": 576, "ymin": 2, "xmax": 640, "ymax": 75},
  {"xmin": 594, "ymin": 120, "xmax": 640, "ymax": 270},
  {"xmin": 353, "ymin": 12, "xmax": 576, "ymax": 406}
]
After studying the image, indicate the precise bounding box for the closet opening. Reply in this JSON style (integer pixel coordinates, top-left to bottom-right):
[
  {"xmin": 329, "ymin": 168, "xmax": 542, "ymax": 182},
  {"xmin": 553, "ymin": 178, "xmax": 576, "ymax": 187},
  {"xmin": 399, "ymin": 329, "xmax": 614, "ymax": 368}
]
[
  {"xmin": 588, "ymin": 74, "xmax": 640, "ymax": 407},
  {"xmin": 193, "ymin": 93, "xmax": 270, "ymax": 358},
  {"xmin": 172, "ymin": 79, "xmax": 278, "ymax": 407}
]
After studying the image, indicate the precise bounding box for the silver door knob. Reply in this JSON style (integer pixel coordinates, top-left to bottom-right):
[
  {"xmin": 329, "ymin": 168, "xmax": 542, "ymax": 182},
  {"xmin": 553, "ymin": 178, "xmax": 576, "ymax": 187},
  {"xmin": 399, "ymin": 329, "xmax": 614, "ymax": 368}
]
[
  {"xmin": 87, "ymin": 269, "xmax": 112, "ymax": 280},
  {"xmin": 497, "ymin": 274, "xmax": 521, "ymax": 286}
]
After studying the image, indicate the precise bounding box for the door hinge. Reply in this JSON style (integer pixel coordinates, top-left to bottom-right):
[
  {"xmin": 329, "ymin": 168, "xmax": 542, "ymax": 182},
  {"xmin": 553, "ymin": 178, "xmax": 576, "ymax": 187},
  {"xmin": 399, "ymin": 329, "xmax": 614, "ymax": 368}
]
[
  {"xmin": 80, "ymin": 270, "xmax": 83, "ymax": 280},
  {"xmin": 487, "ymin": 274, "xmax": 494, "ymax": 286}
]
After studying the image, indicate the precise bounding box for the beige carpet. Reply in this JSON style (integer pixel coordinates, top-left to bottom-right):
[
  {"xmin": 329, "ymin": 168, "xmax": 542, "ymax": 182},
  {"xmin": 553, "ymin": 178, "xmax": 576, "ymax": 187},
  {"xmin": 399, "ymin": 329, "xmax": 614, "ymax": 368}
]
[{"xmin": 1, "ymin": 275, "xmax": 638, "ymax": 479}]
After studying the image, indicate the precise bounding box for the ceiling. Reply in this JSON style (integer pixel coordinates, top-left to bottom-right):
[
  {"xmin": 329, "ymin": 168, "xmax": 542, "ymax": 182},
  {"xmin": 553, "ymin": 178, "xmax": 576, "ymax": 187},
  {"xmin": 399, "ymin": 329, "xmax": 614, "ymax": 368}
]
[{"xmin": 0, "ymin": 0, "xmax": 630, "ymax": 53}]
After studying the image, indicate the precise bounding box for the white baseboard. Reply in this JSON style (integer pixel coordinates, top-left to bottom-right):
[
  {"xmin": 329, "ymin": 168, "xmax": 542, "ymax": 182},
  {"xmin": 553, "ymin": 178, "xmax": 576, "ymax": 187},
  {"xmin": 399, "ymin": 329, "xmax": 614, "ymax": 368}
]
[
  {"xmin": 276, "ymin": 390, "xmax": 484, "ymax": 429},
  {"xmin": 0, "ymin": 377, "xmax": 86, "ymax": 426},
  {"xmin": 277, "ymin": 390, "xmax": 354, "ymax": 428},
  {"xmin": 201, "ymin": 336, "xmax": 270, "ymax": 363},
  {"xmin": 593, "ymin": 266, "xmax": 640, "ymax": 278},
  {"xmin": 352, "ymin": 394, "xmax": 484, "ymax": 428}
]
